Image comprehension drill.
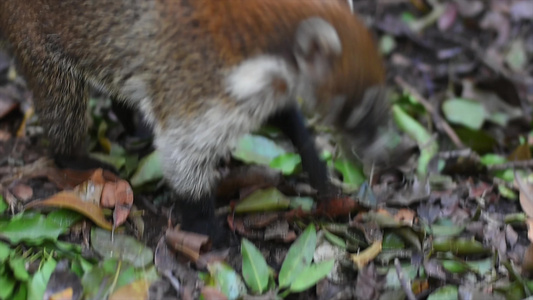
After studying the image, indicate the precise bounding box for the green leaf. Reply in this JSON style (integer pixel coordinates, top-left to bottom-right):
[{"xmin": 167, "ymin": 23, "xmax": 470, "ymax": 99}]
[
  {"xmin": 0, "ymin": 274, "xmax": 16, "ymax": 299},
  {"xmin": 130, "ymin": 150, "xmax": 163, "ymax": 187},
  {"xmin": 442, "ymin": 98, "xmax": 485, "ymax": 130},
  {"xmin": 382, "ymin": 232, "xmax": 405, "ymax": 249},
  {"xmin": 480, "ymin": 154, "xmax": 507, "ymax": 166},
  {"xmin": 9, "ymin": 256, "xmax": 30, "ymax": 281},
  {"xmin": 89, "ymin": 152, "xmax": 126, "ymax": 170},
  {"xmin": 279, "ymin": 224, "xmax": 317, "ymax": 288},
  {"xmin": 431, "ymin": 224, "xmax": 465, "ymax": 237},
  {"xmin": 0, "ymin": 241, "xmax": 11, "ymax": 262},
  {"xmin": 392, "ymin": 104, "xmax": 438, "ymax": 175},
  {"xmin": 289, "ymin": 197, "xmax": 314, "ymax": 212},
  {"xmin": 383, "ymin": 264, "xmax": 419, "ymax": 289},
  {"xmin": 207, "ymin": 262, "xmax": 247, "ymax": 300},
  {"xmin": 11, "ymin": 284, "xmax": 27, "ymax": 300},
  {"xmin": 0, "ymin": 195, "xmax": 7, "ymax": 214},
  {"xmin": 505, "ymin": 40, "xmax": 527, "ymax": 72},
  {"xmin": 0, "ymin": 213, "xmax": 69, "ymax": 244},
  {"xmin": 235, "ymin": 188, "xmax": 291, "ymax": 213},
  {"xmin": 323, "ymin": 230, "xmax": 346, "ymax": 249},
  {"xmin": 427, "ymin": 285, "xmax": 458, "ymax": 300},
  {"xmin": 269, "ymin": 153, "xmax": 301, "ymax": 175},
  {"xmin": 241, "ymin": 239, "xmax": 269, "ymax": 294},
  {"xmin": 454, "ymin": 128, "xmax": 496, "ymax": 153},
  {"xmin": 46, "ymin": 209, "xmax": 84, "ymax": 228},
  {"xmin": 27, "ymin": 256, "xmax": 57, "ymax": 300},
  {"xmin": 289, "ymin": 259, "xmax": 334, "ymax": 293},
  {"xmin": 333, "ymin": 158, "xmax": 365, "ymax": 190},
  {"xmin": 232, "ymin": 134, "xmax": 286, "ymax": 165},
  {"xmin": 379, "ymin": 35, "xmax": 396, "ymax": 55},
  {"xmin": 91, "ymin": 228, "xmax": 153, "ymax": 268},
  {"xmin": 465, "ymin": 258, "xmax": 493, "ymax": 276}
]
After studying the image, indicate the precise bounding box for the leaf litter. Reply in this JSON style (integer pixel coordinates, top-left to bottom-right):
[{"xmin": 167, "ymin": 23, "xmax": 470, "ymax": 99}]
[{"xmin": 0, "ymin": 0, "xmax": 533, "ymax": 299}]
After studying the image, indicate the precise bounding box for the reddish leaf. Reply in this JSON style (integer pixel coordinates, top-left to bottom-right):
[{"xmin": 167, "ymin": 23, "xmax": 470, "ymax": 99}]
[{"xmin": 25, "ymin": 191, "xmax": 113, "ymax": 230}]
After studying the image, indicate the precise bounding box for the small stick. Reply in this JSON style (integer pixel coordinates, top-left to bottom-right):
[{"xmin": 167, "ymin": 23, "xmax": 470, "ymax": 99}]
[{"xmin": 395, "ymin": 76, "xmax": 465, "ymax": 149}]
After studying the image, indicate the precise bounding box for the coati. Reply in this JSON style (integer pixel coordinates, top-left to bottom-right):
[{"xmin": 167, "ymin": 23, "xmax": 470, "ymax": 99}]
[{"xmin": 0, "ymin": 0, "xmax": 387, "ymax": 238}]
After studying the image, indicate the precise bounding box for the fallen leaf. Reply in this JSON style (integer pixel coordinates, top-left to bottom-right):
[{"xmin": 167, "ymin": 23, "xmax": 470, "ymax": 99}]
[
  {"xmin": 109, "ymin": 279, "xmax": 150, "ymax": 300},
  {"xmin": 165, "ymin": 227, "xmax": 211, "ymax": 262},
  {"xmin": 201, "ymin": 287, "xmax": 228, "ymax": 300},
  {"xmin": 101, "ymin": 180, "xmax": 133, "ymax": 227},
  {"xmin": 316, "ymin": 196, "xmax": 361, "ymax": 217},
  {"xmin": 49, "ymin": 288, "xmax": 73, "ymax": 300},
  {"xmin": 350, "ymin": 240, "xmax": 383, "ymax": 269},
  {"xmin": 11, "ymin": 183, "xmax": 33, "ymax": 202},
  {"xmin": 25, "ymin": 191, "xmax": 113, "ymax": 230},
  {"xmin": 394, "ymin": 209, "xmax": 416, "ymax": 226},
  {"xmin": 515, "ymin": 173, "xmax": 533, "ymax": 219}
]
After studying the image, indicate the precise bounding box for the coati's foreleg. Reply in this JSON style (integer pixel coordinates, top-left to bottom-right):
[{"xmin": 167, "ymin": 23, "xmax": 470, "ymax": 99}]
[{"xmin": 268, "ymin": 106, "xmax": 333, "ymax": 200}]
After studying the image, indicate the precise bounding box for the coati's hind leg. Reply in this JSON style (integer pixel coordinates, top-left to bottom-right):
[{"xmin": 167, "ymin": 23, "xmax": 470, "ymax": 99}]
[{"xmin": 17, "ymin": 54, "xmax": 112, "ymax": 170}]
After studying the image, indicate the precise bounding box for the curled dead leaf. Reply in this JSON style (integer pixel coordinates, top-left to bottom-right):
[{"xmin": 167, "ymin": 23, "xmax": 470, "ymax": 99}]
[{"xmin": 165, "ymin": 227, "xmax": 211, "ymax": 262}]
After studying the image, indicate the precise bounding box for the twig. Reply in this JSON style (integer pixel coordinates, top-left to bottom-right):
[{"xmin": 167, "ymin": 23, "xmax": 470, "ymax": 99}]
[
  {"xmin": 395, "ymin": 76, "xmax": 465, "ymax": 149},
  {"xmin": 488, "ymin": 159, "xmax": 533, "ymax": 171},
  {"xmin": 395, "ymin": 258, "xmax": 416, "ymax": 300}
]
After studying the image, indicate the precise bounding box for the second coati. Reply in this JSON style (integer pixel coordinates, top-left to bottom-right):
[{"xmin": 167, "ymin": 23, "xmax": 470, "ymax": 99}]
[{"xmin": 0, "ymin": 0, "xmax": 388, "ymax": 239}]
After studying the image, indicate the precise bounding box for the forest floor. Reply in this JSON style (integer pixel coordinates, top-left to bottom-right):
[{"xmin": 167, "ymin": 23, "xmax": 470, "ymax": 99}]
[{"xmin": 0, "ymin": 1, "xmax": 532, "ymax": 299}]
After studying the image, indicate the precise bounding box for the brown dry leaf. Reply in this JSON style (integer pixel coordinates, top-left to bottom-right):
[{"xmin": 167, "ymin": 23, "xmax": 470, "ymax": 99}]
[
  {"xmin": 508, "ymin": 144, "xmax": 531, "ymax": 161},
  {"xmin": 101, "ymin": 182, "xmax": 117, "ymax": 208},
  {"xmin": 165, "ymin": 227, "xmax": 211, "ymax": 262},
  {"xmin": 72, "ymin": 169, "xmax": 106, "ymax": 204},
  {"xmin": 201, "ymin": 287, "xmax": 228, "ymax": 300},
  {"xmin": 111, "ymin": 180, "xmax": 134, "ymax": 227},
  {"xmin": 11, "ymin": 183, "xmax": 33, "ymax": 202},
  {"xmin": 316, "ymin": 196, "xmax": 361, "ymax": 217},
  {"xmin": 109, "ymin": 279, "xmax": 150, "ymax": 300},
  {"xmin": 49, "ymin": 288, "xmax": 73, "ymax": 300},
  {"xmin": 16, "ymin": 106, "xmax": 34, "ymax": 137},
  {"xmin": 526, "ymin": 219, "xmax": 533, "ymax": 243},
  {"xmin": 0, "ymin": 129, "xmax": 10, "ymax": 141},
  {"xmin": 196, "ymin": 249, "xmax": 231, "ymax": 270},
  {"xmin": 394, "ymin": 209, "xmax": 416, "ymax": 226},
  {"xmin": 350, "ymin": 240, "xmax": 383, "ymax": 269},
  {"xmin": 243, "ymin": 213, "xmax": 279, "ymax": 229},
  {"xmin": 515, "ymin": 172, "xmax": 533, "ymax": 218},
  {"xmin": 45, "ymin": 168, "xmax": 119, "ymax": 190},
  {"xmin": 25, "ymin": 191, "xmax": 113, "ymax": 230},
  {"xmin": 101, "ymin": 179, "xmax": 133, "ymax": 227},
  {"xmin": 522, "ymin": 243, "xmax": 533, "ymax": 274},
  {"xmin": 216, "ymin": 165, "xmax": 281, "ymax": 197},
  {"xmin": 227, "ymin": 215, "xmax": 263, "ymax": 239}
]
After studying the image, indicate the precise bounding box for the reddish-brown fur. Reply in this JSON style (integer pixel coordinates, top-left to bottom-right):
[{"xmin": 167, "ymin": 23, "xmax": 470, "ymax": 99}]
[{"xmin": 0, "ymin": 1, "xmax": 388, "ymax": 230}]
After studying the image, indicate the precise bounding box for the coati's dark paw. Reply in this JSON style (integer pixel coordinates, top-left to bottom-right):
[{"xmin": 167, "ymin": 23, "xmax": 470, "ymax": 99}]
[
  {"xmin": 53, "ymin": 154, "xmax": 118, "ymax": 174},
  {"xmin": 179, "ymin": 197, "xmax": 229, "ymax": 249},
  {"xmin": 180, "ymin": 216, "xmax": 229, "ymax": 248}
]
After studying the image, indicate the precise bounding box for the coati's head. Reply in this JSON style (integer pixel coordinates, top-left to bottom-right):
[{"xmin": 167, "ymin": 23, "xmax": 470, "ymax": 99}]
[
  {"xmin": 291, "ymin": 15, "xmax": 390, "ymax": 166},
  {"xmin": 211, "ymin": 0, "xmax": 391, "ymax": 165}
]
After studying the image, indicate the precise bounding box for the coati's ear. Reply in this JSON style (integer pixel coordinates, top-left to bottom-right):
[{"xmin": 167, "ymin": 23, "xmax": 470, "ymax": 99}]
[{"xmin": 294, "ymin": 17, "xmax": 342, "ymax": 82}]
